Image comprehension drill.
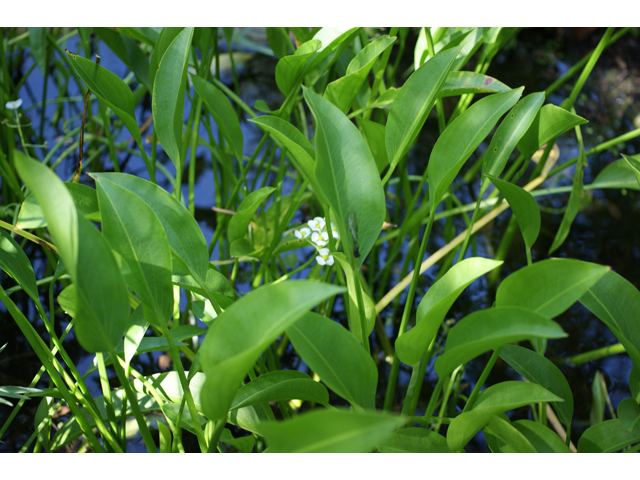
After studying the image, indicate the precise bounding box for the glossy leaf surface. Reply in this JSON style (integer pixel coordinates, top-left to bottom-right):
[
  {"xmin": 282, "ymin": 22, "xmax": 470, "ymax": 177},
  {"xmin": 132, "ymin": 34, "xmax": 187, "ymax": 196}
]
[
  {"xmin": 439, "ymin": 71, "xmax": 510, "ymax": 97},
  {"xmin": 578, "ymin": 418, "xmax": 640, "ymax": 452},
  {"xmin": 17, "ymin": 183, "xmax": 99, "ymax": 229}
]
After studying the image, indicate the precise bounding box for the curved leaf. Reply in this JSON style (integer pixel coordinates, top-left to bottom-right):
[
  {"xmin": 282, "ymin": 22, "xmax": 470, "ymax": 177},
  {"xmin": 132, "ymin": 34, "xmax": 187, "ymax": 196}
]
[
  {"xmin": 149, "ymin": 27, "xmax": 183, "ymax": 90},
  {"xmin": 287, "ymin": 312, "xmax": 377, "ymax": 410},
  {"xmin": 397, "ymin": 257, "xmax": 502, "ymax": 366},
  {"xmin": 438, "ymin": 71, "xmax": 510, "ymax": 97},
  {"xmin": 496, "ymin": 258, "xmax": 610, "ymax": 318},
  {"xmin": 376, "ymin": 427, "xmax": 451, "ymax": 453},
  {"xmin": 275, "ymin": 39, "xmax": 321, "ymax": 95},
  {"xmin": 578, "ymin": 418, "xmax": 640, "ymax": 452},
  {"xmin": 590, "ymin": 158, "xmax": 640, "ymax": 191},
  {"xmin": 304, "ymin": 87, "xmax": 385, "ymax": 266},
  {"xmin": 0, "ymin": 228, "xmax": 39, "ymax": 302},
  {"xmin": 508, "ymin": 420, "xmax": 571, "ymax": 453},
  {"xmin": 254, "ymin": 409, "xmax": 404, "ymax": 453},
  {"xmin": 434, "ymin": 307, "xmax": 566, "ymax": 378},
  {"xmin": 227, "ymin": 187, "xmax": 276, "ymax": 244},
  {"xmin": 200, "ymin": 281, "xmax": 344, "ymax": 420},
  {"xmin": 483, "ymin": 415, "xmax": 536, "ymax": 453}
]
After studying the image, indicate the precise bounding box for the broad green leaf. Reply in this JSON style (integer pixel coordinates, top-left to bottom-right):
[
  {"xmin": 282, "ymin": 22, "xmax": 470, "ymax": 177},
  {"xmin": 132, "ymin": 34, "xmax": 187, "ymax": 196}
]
[
  {"xmin": 65, "ymin": 52, "xmax": 148, "ymax": 174},
  {"xmin": 16, "ymin": 155, "xmax": 129, "ymax": 353},
  {"xmin": 275, "ymin": 39, "xmax": 321, "ymax": 95},
  {"xmin": 123, "ymin": 305, "xmax": 149, "ymax": 369},
  {"xmin": 439, "ymin": 71, "xmax": 510, "ymax": 97},
  {"xmin": 95, "ymin": 176, "xmax": 173, "ymax": 327},
  {"xmin": 579, "ymin": 270, "xmax": 640, "ymax": 370},
  {"xmin": 376, "ymin": 427, "xmax": 451, "ymax": 453},
  {"xmin": 28, "ymin": 28, "xmax": 47, "ymax": 74},
  {"xmin": 191, "ymin": 74, "xmax": 243, "ymax": 161},
  {"xmin": 266, "ymin": 27, "xmax": 291, "ymax": 58},
  {"xmin": 230, "ymin": 370, "xmax": 329, "ymax": 410},
  {"xmin": 631, "ymin": 367, "xmax": 640, "ymax": 403},
  {"xmin": 481, "ymin": 92, "xmax": 545, "ymax": 187},
  {"xmin": 507, "ymin": 420, "xmax": 571, "ymax": 453},
  {"xmin": 227, "ymin": 187, "xmax": 276, "ymax": 244},
  {"xmin": 618, "ymin": 398, "xmax": 640, "ymax": 432},
  {"xmin": 590, "ymin": 158, "xmax": 640, "ymax": 190},
  {"xmin": 397, "ymin": 257, "xmax": 502, "ymax": 366},
  {"xmin": 324, "ymin": 35, "xmax": 395, "ymax": 113},
  {"xmin": 94, "ymin": 27, "xmax": 150, "ymax": 90},
  {"xmin": 152, "ymin": 27, "xmax": 193, "ymax": 169},
  {"xmin": 578, "ymin": 418, "xmax": 640, "ymax": 452},
  {"xmin": 149, "ymin": 27, "xmax": 183, "ymax": 91},
  {"xmin": 287, "ymin": 312, "xmax": 377, "ymax": 410},
  {"xmin": 304, "ymin": 28, "xmax": 360, "ymax": 88},
  {"xmin": 133, "ymin": 371, "xmax": 206, "ymax": 413},
  {"xmin": 304, "ymin": 87, "xmax": 385, "ymax": 266},
  {"xmin": 57, "ymin": 284, "xmax": 76, "ymax": 318},
  {"xmin": 434, "ymin": 307, "xmax": 567, "ymax": 378},
  {"xmin": 199, "ymin": 281, "xmax": 344, "ymax": 420},
  {"xmin": 622, "ymin": 154, "xmax": 640, "ymax": 188},
  {"xmin": 483, "ymin": 415, "xmax": 536, "ymax": 453},
  {"xmin": 229, "ymin": 238, "xmax": 257, "ymax": 258},
  {"xmin": 428, "ymin": 87, "xmax": 523, "ymax": 213},
  {"xmin": 118, "ymin": 27, "xmax": 161, "ymax": 46},
  {"xmin": 254, "ymin": 409, "xmax": 404, "ymax": 453},
  {"xmin": 517, "ymin": 104, "xmax": 588, "ymax": 160},
  {"xmin": 17, "ymin": 183, "xmax": 100, "ymax": 229},
  {"xmin": 92, "ymin": 173, "xmax": 208, "ymax": 281},
  {"xmin": 486, "ymin": 175, "xmax": 541, "ymax": 253},
  {"xmin": 499, "ymin": 344, "xmax": 573, "ymax": 426},
  {"xmin": 332, "ymin": 253, "xmax": 376, "ymax": 342},
  {"xmin": 496, "ymin": 258, "xmax": 610, "ymax": 318},
  {"xmin": 357, "ymin": 118, "xmax": 389, "ymax": 174},
  {"xmin": 220, "ymin": 428, "xmax": 255, "ymax": 453},
  {"xmin": 447, "ymin": 382, "xmax": 562, "ymax": 451},
  {"xmin": 386, "ymin": 47, "xmax": 460, "ymax": 170},
  {"xmin": 0, "ymin": 228, "xmax": 39, "ymax": 302}
]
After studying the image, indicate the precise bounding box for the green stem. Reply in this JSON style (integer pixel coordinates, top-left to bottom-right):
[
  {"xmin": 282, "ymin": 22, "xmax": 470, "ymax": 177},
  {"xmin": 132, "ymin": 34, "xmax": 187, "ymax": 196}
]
[{"xmin": 463, "ymin": 347, "xmax": 501, "ymax": 413}]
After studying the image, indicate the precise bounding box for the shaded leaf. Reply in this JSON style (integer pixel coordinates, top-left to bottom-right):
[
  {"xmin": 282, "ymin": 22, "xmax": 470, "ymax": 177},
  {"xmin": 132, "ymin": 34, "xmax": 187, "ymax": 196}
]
[
  {"xmin": 376, "ymin": 427, "xmax": 451, "ymax": 453},
  {"xmin": 227, "ymin": 187, "xmax": 275, "ymax": 244},
  {"xmin": 590, "ymin": 158, "xmax": 640, "ymax": 190},
  {"xmin": 578, "ymin": 418, "xmax": 640, "ymax": 452},
  {"xmin": 0, "ymin": 228, "xmax": 39, "ymax": 302}
]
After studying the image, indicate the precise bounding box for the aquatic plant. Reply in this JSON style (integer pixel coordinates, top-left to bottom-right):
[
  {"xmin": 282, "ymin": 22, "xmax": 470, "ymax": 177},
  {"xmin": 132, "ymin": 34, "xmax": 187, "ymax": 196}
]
[{"xmin": 1, "ymin": 27, "xmax": 640, "ymax": 453}]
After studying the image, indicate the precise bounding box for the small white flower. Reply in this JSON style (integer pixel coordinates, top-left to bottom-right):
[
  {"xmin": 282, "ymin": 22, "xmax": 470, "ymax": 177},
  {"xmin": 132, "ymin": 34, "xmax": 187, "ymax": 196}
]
[
  {"xmin": 330, "ymin": 224, "xmax": 339, "ymax": 239},
  {"xmin": 312, "ymin": 231, "xmax": 329, "ymax": 247},
  {"xmin": 308, "ymin": 216, "xmax": 325, "ymax": 232},
  {"xmin": 316, "ymin": 248, "xmax": 334, "ymax": 266},
  {"xmin": 294, "ymin": 227, "xmax": 311, "ymax": 240},
  {"xmin": 5, "ymin": 99, "xmax": 23, "ymax": 110}
]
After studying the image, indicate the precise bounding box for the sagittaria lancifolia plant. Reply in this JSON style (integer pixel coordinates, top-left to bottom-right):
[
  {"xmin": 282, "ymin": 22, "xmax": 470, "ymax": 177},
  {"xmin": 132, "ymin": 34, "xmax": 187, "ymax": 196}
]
[{"xmin": 1, "ymin": 27, "xmax": 640, "ymax": 453}]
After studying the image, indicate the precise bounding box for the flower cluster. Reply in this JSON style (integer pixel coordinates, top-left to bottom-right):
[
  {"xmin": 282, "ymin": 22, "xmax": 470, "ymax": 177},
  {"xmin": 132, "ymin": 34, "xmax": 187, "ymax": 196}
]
[{"xmin": 294, "ymin": 216, "xmax": 339, "ymax": 266}]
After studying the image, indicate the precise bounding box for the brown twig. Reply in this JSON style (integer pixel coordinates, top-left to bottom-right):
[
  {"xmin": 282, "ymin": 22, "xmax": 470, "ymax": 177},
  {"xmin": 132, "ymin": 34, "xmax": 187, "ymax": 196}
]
[{"xmin": 73, "ymin": 54, "xmax": 100, "ymax": 183}]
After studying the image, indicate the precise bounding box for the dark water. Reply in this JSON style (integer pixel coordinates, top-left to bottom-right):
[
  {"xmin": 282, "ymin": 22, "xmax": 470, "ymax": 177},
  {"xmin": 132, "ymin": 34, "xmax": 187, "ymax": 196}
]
[{"xmin": 1, "ymin": 28, "xmax": 639, "ymax": 452}]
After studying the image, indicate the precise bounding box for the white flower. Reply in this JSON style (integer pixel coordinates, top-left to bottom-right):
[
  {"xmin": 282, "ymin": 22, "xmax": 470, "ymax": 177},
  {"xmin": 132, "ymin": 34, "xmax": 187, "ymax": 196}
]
[
  {"xmin": 330, "ymin": 224, "xmax": 339, "ymax": 239},
  {"xmin": 316, "ymin": 248, "xmax": 334, "ymax": 266},
  {"xmin": 5, "ymin": 99, "xmax": 22, "ymax": 110},
  {"xmin": 308, "ymin": 217, "xmax": 325, "ymax": 232},
  {"xmin": 312, "ymin": 231, "xmax": 329, "ymax": 247},
  {"xmin": 294, "ymin": 227, "xmax": 311, "ymax": 240}
]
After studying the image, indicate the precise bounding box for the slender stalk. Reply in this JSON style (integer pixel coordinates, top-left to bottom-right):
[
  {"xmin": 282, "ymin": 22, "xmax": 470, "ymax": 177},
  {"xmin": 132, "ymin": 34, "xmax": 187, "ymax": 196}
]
[{"xmin": 463, "ymin": 348, "xmax": 501, "ymax": 413}]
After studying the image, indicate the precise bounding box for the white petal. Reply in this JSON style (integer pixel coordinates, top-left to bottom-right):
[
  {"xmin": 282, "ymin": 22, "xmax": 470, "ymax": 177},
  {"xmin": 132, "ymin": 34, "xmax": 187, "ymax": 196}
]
[
  {"xmin": 294, "ymin": 230, "xmax": 303, "ymax": 239},
  {"xmin": 316, "ymin": 255, "xmax": 326, "ymax": 265},
  {"xmin": 319, "ymin": 248, "xmax": 330, "ymax": 256},
  {"xmin": 5, "ymin": 99, "xmax": 22, "ymax": 110},
  {"xmin": 325, "ymin": 255, "xmax": 334, "ymax": 266}
]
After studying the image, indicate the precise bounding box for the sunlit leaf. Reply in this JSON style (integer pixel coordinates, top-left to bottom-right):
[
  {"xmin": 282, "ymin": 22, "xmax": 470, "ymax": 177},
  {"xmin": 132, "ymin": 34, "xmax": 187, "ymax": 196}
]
[
  {"xmin": 227, "ymin": 187, "xmax": 275, "ymax": 244},
  {"xmin": 578, "ymin": 418, "xmax": 640, "ymax": 452},
  {"xmin": 439, "ymin": 71, "xmax": 510, "ymax": 97},
  {"xmin": 376, "ymin": 427, "xmax": 451, "ymax": 453}
]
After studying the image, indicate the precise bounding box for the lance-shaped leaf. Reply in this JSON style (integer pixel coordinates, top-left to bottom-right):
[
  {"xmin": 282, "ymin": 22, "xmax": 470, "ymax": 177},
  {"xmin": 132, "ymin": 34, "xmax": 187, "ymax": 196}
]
[
  {"xmin": 499, "ymin": 344, "xmax": 573, "ymax": 427},
  {"xmin": 428, "ymin": 87, "xmax": 523, "ymax": 214},
  {"xmin": 254, "ymin": 409, "xmax": 404, "ymax": 453},
  {"xmin": 275, "ymin": 39, "xmax": 321, "ymax": 95},
  {"xmin": 618, "ymin": 398, "xmax": 640, "ymax": 432},
  {"xmin": 123, "ymin": 305, "xmax": 149, "ymax": 370},
  {"xmin": 434, "ymin": 307, "xmax": 566, "ymax": 378},
  {"xmin": 483, "ymin": 416, "xmax": 536, "ymax": 453},
  {"xmin": 287, "ymin": 312, "xmax": 377, "ymax": 410},
  {"xmin": 94, "ymin": 27, "xmax": 150, "ymax": 90},
  {"xmin": 230, "ymin": 370, "xmax": 329, "ymax": 410},
  {"xmin": 95, "ymin": 176, "xmax": 173, "ymax": 327},
  {"xmin": 580, "ymin": 270, "xmax": 640, "ymax": 370},
  {"xmin": 481, "ymin": 92, "xmax": 545, "ymax": 192},
  {"xmin": 376, "ymin": 427, "xmax": 452, "ymax": 453},
  {"xmin": 0, "ymin": 228, "xmax": 39, "ymax": 302},
  {"xmin": 386, "ymin": 47, "xmax": 460, "ymax": 170},
  {"xmin": 199, "ymin": 281, "xmax": 344, "ymax": 420},
  {"xmin": 496, "ymin": 258, "xmax": 610, "ymax": 318},
  {"xmin": 65, "ymin": 52, "xmax": 149, "ymax": 175},
  {"xmin": 152, "ymin": 27, "xmax": 193, "ymax": 170},
  {"xmin": 590, "ymin": 158, "xmax": 640, "ymax": 190},
  {"xmin": 517, "ymin": 104, "xmax": 588, "ymax": 160},
  {"xmin": 578, "ymin": 418, "xmax": 640, "ymax": 453},
  {"xmin": 28, "ymin": 28, "xmax": 48, "ymax": 74},
  {"xmin": 149, "ymin": 27, "xmax": 183, "ymax": 91},
  {"xmin": 438, "ymin": 71, "xmax": 510, "ymax": 97},
  {"xmin": 227, "ymin": 187, "xmax": 275, "ymax": 244},
  {"xmin": 357, "ymin": 118, "xmax": 389, "ymax": 174},
  {"xmin": 18, "ymin": 183, "xmax": 100, "ymax": 229},
  {"xmin": 324, "ymin": 35, "xmax": 395, "ymax": 113},
  {"xmin": 622, "ymin": 153, "xmax": 640, "ymax": 188},
  {"xmin": 501, "ymin": 420, "xmax": 571, "ymax": 453},
  {"xmin": 486, "ymin": 175, "xmax": 541, "ymax": 253},
  {"xmin": 397, "ymin": 257, "xmax": 502, "ymax": 366},
  {"xmin": 304, "ymin": 87, "xmax": 385, "ymax": 266},
  {"xmin": 191, "ymin": 74, "xmax": 243, "ymax": 162}
]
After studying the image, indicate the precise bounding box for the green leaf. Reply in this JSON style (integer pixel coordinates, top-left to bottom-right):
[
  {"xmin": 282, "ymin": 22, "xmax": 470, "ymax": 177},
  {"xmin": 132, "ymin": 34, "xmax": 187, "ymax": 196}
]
[
  {"xmin": 227, "ymin": 187, "xmax": 276, "ymax": 244},
  {"xmin": 324, "ymin": 35, "xmax": 395, "ymax": 114},
  {"xmin": 230, "ymin": 370, "xmax": 329, "ymax": 410},
  {"xmin": 28, "ymin": 28, "xmax": 48, "ymax": 74},
  {"xmin": 304, "ymin": 87, "xmax": 385, "ymax": 266},
  {"xmin": 123, "ymin": 305, "xmax": 149, "ymax": 369},
  {"xmin": 434, "ymin": 307, "xmax": 567, "ymax": 378},
  {"xmin": 376, "ymin": 427, "xmax": 452, "ymax": 453},
  {"xmin": 397, "ymin": 257, "xmax": 502, "ymax": 366},
  {"xmin": 622, "ymin": 154, "xmax": 640, "ymax": 188},
  {"xmin": 486, "ymin": 175, "xmax": 541, "ymax": 253},
  {"xmin": 618, "ymin": 398, "xmax": 640, "ymax": 432},
  {"xmin": 580, "ymin": 270, "xmax": 640, "ymax": 371},
  {"xmin": 517, "ymin": 104, "xmax": 588, "ymax": 160},
  {"xmin": 386, "ymin": 47, "xmax": 460, "ymax": 170},
  {"xmin": 133, "ymin": 371, "xmax": 206, "ymax": 413},
  {"xmin": 496, "ymin": 258, "xmax": 610, "ymax": 318},
  {"xmin": 254, "ymin": 409, "xmax": 404, "ymax": 453},
  {"xmin": 95, "ymin": 175, "xmax": 173, "ymax": 327},
  {"xmin": 94, "ymin": 27, "xmax": 150, "ymax": 90},
  {"xmin": 191, "ymin": 74, "xmax": 244, "ymax": 161},
  {"xmin": 439, "ymin": 71, "xmax": 510, "ymax": 97},
  {"xmin": 287, "ymin": 312, "xmax": 377, "ymax": 410},
  {"xmin": 590, "ymin": 158, "xmax": 640, "ymax": 190},
  {"xmin": 483, "ymin": 415, "xmax": 536, "ymax": 453},
  {"xmin": 495, "ymin": 419, "xmax": 571, "ymax": 453},
  {"xmin": 578, "ymin": 418, "xmax": 640, "ymax": 452},
  {"xmin": 499, "ymin": 344, "xmax": 573, "ymax": 426},
  {"xmin": 0, "ymin": 229, "xmax": 39, "ymax": 302},
  {"xmin": 149, "ymin": 27, "xmax": 183, "ymax": 91},
  {"xmin": 275, "ymin": 39, "xmax": 321, "ymax": 95},
  {"xmin": 266, "ymin": 27, "xmax": 291, "ymax": 58},
  {"xmin": 152, "ymin": 27, "xmax": 193, "ymax": 169},
  {"xmin": 428, "ymin": 87, "xmax": 523, "ymax": 213},
  {"xmin": 220, "ymin": 428, "xmax": 255, "ymax": 453},
  {"xmin": 199, "ymin": 281, "xmax": 344, "ymax": 420},
  {"xmin": 631, "ymin": 367, "xmax": 640, "ymax": 403},
  {"xmin": 357, "ymin": 118, "xmax": 389, "ymax": 174}
]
